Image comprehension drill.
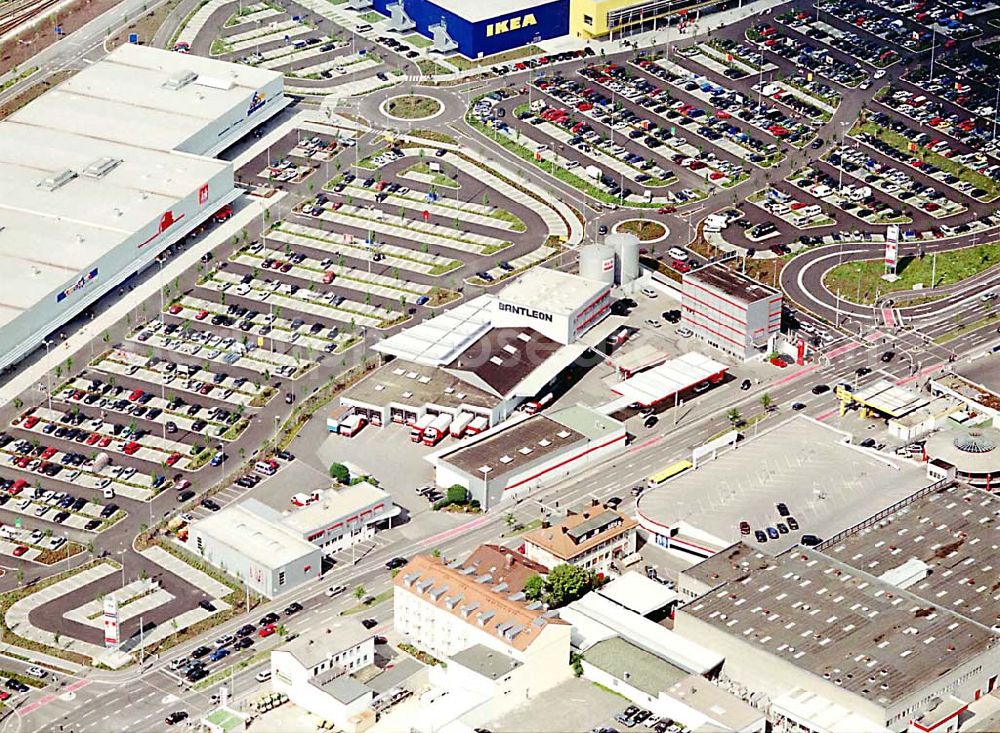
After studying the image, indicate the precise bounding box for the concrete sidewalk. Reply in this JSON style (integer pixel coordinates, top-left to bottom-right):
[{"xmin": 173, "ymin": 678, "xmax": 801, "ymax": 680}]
[{"xmin": 0, "ymin": 191, "xmax": 285, "ymax": 410}]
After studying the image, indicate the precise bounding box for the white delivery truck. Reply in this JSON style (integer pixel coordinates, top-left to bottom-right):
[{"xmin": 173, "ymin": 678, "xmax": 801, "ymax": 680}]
[{"xmin": 704, "ymin": 214, "xmax": 728, "ymax": 232}]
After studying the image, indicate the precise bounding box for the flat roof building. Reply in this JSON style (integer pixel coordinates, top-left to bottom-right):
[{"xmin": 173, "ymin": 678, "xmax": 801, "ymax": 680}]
[
  {"xmin": 429, "ymin": 406, "xmax": 626, "ymax": 509},
  {"xmin": 0, "ymin": 44, "xmax": 285, "ymax": 371},
  {"xmin": 681, "ymin": 264, "xmax": 782, "ymax": 361},
  {"xmin": 341, "ymin": 359, "xmax": 501, "ymax": 428},
  {"xmin": 674, "ymin": 547, "xmax": 1000, "ymax": 732},
  {"xmin": 189, "ymin": 500, "xmax": 321, "ymax": 598},
  {"xmin": 819, "ymin": 481, "xmax": 1000, "ymax": 630},
  {"xmin": 493, "ymin": 268, "xmax": 612, "ymax": 346},
  {"xmin": 636, "ymin": 417, "xmax": 930, "ymax": 558}
]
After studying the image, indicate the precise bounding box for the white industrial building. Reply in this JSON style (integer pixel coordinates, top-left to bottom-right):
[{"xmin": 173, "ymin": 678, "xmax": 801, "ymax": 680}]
[
  {"xmin": 0, "ymin": 44, "xmax": 286, "ymax": 371},
  {"xmin": 491, "ymin": 267, "xmax": 612, "ymax": 345},
  {"xmin": 270, "ymin": 623, "xmax": 376, "ymax": 732},
  {"xmin": 189, "ymin": 500, "xmax": 321, "ymax": 598},
  {"xmin": 189, "ymin": 483, "xmax": 397, "ymax": 597},
  {"xmin": 427, "ymin": 405, "xmax": 626, "ymax": 509}
]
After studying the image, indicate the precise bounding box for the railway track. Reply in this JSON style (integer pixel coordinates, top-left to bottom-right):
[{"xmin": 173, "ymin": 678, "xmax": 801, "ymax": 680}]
[{"xmin": 0, "ymin": 0, "xmax": 65, "ymax": 38}]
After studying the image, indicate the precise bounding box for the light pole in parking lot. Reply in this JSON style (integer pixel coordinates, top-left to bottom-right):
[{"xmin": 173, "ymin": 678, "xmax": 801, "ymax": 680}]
[{"xmin": 43, "ymin": 340, "xmax": 53, "ymax": 414}]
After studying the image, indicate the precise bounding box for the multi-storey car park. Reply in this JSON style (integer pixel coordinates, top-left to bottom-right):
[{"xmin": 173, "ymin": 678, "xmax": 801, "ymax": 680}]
[{"xmin": 0, "ymin": 44, "xmax": 287, "ymax": 373}]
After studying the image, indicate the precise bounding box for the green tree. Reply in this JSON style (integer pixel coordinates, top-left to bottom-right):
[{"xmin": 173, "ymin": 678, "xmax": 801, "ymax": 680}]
[
  {"xmin": 544, "ymin": 564, "xmax": 595, "ymax": 608},
  {"xmin": 523, "ymin": 574, "xmax": 545, "ymax": 601},
  {"xmin": 726, "ymin": 408, "xmax": 742, "ymax": 427},
  {"xmin": 353, "ymin": 584, "xmax": 366, "ymax": 602},
  {"xmin": 445, "ymin": 484, "xmax": 468, "ymax": 505},
  {"xmin": 329, "ymin": 462, "xmax": 350, "ymax": 483},
  {"xmin": 760, "ymin": 393, "xmax": 773, "ymax": 412}
]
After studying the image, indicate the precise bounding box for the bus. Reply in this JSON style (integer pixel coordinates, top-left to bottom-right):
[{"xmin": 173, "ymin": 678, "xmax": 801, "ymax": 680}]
[{"xmin": 647, "ymin": 459, "xmax": 693, "ymax": 489}]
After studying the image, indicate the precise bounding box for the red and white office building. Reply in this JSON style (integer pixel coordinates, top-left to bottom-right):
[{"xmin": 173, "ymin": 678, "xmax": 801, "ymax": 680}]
[{"xmin": 681, "ymin": 264, "xmax": 782, "ymax": 361}]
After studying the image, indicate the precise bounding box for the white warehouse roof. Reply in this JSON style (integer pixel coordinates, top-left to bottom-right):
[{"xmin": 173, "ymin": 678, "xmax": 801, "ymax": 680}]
[
  {"xmin": 192, "ymin": 500, "xmax": 319, "ymax": 570},
  {"xmin": 19, "ymin": 43, "xmax": 283, "ymax": 153},
  {"xmin": 610, "ymin": 352, "xmax": 728, "ymax": 406},
  {"xmin": 373, "ymin": 295, "xmax": 494, "ymax": 365},
  {"xmin": 497, "ymin": 268, "xmax": 608, "ymax": 317}
]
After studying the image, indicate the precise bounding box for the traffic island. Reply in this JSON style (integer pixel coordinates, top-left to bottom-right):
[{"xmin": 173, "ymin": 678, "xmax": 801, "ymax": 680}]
[{"xmin": 380, "ymin": 95, "xmax": 444, "ymax": 122}]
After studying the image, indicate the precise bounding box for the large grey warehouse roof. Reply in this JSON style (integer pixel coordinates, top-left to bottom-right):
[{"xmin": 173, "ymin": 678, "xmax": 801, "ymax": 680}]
[
  {"xmin": 821, "ymin": 482, "xmax": 1000, "ymax": 630},
  {"xmin": 681, "ymin": 547, "xmax": 996, "ymax": 707}
]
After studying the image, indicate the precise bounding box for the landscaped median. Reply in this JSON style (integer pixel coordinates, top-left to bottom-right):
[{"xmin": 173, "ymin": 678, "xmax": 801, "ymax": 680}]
[
  {"xmin": 465, "ymin": 108, "xmax": 668, "ymax": 209},
  {"xmin": 822, "ymin": 240, "xmax": 1000, "ymax": 305},
  {"xmin": 850, "ymin": 119, "xmax": 1000, "ymax": 203}
]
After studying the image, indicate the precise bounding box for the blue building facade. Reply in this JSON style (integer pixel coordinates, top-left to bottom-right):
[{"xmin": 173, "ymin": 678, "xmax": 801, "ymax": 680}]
[{"xmin": 370, "ymin": 0, "xmax": 569, "ymax": 58}]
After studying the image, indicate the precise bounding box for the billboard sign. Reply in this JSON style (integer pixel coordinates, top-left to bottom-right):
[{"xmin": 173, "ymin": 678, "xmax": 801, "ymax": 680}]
[
  {"xmin": 57, "ymin": 268, "xmax": 99, "ymax": 303},
  {"xmin": 247, "ymin": 90, "xmax": 267, "ymax": 116},
  {"xmin": 885, "ymin": 240, "xmax": 898, "ymax": 267},
  {"xmin": 103, "ymin": 596, "xmax": 119, "ymax": 647}
]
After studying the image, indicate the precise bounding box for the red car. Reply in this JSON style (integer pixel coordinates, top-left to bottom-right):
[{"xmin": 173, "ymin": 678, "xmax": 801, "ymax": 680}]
[
  {"xmin": 213, "ymin": 204, "xmax": 234, "ymax": 223},
  {"xmin": 259, "ymin": 624, "xmax": 277, "ymax": 637},
  {"xmin": 12, "ymin": 546, "xmax": 27, "ymax": 557},
  {"xmin": 9, "ymin": 480, "xmax": 26, "ymax": 495},
  {"xmin": 739, "ymin": 521, "xmax": 751, "ymax": 535},
  {"xmin": 99, "ymin": 436, "xmax": 112, "ymax": 448},
  {"xmin": 657, "ymin": 205, "xmax": 676, "ymax": 214},
  {"xmin": 123, "ymin": 441, "xmax": 141, "ymax": 455},
  {"xmin": 23, "ymin": 416, "xmax": 39, "ymax": 429},
  {"xmin": 195, "ymin": 309, "xmax": 209, "ymax": 321},
  {"xmin": 128, "ymin": 389, "xmax": 144, "ymax": 401},
  {"xmin": 40, "ymin": 447, "xmax": 57, "ymax": 460},
  {"xmin": 168, "ymin": 304, "xmax": 183, "ymax": 315},
  {"xmin": 166, "ymin": 452, "xmax": 181, "ymax": 466},
  {"xmin": 322, "ymin": 271, "xmax": 335, "ymax": 284},
  {"xmin": 86, "ymin": 433, "xmax": 101, "ymax": 446},
  {"xmin": 671, "ymin": 259, "xmax": 691, "ymax": 273}
]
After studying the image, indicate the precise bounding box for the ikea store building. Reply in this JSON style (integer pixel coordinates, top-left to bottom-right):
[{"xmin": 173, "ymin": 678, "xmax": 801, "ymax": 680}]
[{"xmin": 371, "ymin": 0, "xmax": 569, "ymax": 58}]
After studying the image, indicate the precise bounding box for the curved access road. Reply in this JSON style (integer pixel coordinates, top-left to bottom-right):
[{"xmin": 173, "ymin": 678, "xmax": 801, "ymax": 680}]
[{"xmin": 780, "ymin": 234, "xmax": 1000, "ymax": 328}]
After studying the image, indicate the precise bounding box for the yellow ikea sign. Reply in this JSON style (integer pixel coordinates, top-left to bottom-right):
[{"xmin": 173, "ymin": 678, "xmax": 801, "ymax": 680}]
[{"xmin": 486, "ymin": 13, "xmax": 537, "ymax": 36}]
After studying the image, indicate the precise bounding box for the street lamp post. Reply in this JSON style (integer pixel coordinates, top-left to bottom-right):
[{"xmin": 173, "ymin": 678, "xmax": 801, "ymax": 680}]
[{"xmin": 43, "ymin": 340, "xmax": 53, "ymax": 414}]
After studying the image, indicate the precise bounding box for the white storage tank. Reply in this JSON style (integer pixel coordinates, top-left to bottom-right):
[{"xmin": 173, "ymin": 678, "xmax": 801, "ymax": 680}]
[
  {"xmin": 579, "ymin": 244, "xmax": 616, "ymax": 285},
  {"xmin": 607, "ymin": 232, "xmax": 641, "ymax": 285}
]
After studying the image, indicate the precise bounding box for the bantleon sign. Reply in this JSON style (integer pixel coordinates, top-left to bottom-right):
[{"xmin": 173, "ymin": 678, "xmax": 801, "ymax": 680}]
[
  {"xmin": 498, "ymin": 302, "xmax": 553, "ymax": 322},
  {"xmin": 485, "ymin": 13, "xmax": 537, "ymax": 37}
]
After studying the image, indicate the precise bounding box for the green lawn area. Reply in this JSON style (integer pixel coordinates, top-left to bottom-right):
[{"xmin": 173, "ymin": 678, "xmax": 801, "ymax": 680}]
[
  {"xmin": 359, "ymin": 10, "xmax": 383, "ymax": 22},
  {"xmin": 853, "ymin": 120, "xmax": 1000, "ymax": 202},
  {"xmin": 402, "ymin": 161, "xmax": 459, "ymax": 188},
  {"xmin": 416, "ymin": 59, "xmax": 451, "ymax": 76},
  {"xmin": 823, "ymin": 241, "xmax": 1000, "ymax": 304},
  {"xmin": 447, "ymin": 45, "xmax": 544, "ymax": 71},
  {"xmin": 405, "ymin": 33, "xmax": 433, "ymax": 48},
  {"xmin": 384, "ymin": 95, "xmax": 442, "ymax": 120}
]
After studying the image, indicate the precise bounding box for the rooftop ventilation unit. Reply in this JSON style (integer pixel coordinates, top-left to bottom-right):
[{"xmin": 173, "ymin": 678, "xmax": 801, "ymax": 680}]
[
  {"xmin": 163, "ymin": 70, "xmax": 198, "ymax": 90},
  {"xmin": 82, "ymin": 157, "xmax": 122, "ymax": 179},
  {"xmin": 38, "ymin": 169, "xmax": 77, "ymax": 192}
]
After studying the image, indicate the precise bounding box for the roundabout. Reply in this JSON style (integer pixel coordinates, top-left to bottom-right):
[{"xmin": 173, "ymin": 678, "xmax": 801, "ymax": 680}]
[
  {"xmin": 612, "ymin": 219, "xmax": 668, "ymax": 244},
  {"xmin": 379, "ymin": 94, "xmax": 444, "ymax": 122}
]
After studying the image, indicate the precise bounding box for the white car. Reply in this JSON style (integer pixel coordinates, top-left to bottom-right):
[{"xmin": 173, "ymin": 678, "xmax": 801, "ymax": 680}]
[
  {"xmin": 677, "ymin": 327, "xmax": 693, "ymax": 338},
  {"xmin": 645, "ymin": 319, "xmax": 662, "ymax": 328},
  {"xmin": 325, "ymin": 585, "xmax": 347, "ymax": 598},
  {"xmin": 668, "ymin": 247, "xmax": 689, "ymax": 261},
  {"xmin": 874, "ymin": 69, "xmax": 886, "ymax": 79},
  {"xmin": 641, "ymin": 287, "xmax": 658, "ymax": 299},
  {"xmin": 26, "ymin": 666, "xmax": 47, "ymax": 679}
]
